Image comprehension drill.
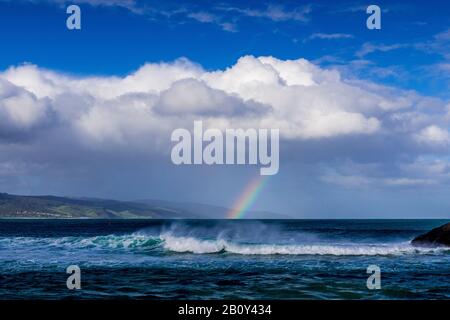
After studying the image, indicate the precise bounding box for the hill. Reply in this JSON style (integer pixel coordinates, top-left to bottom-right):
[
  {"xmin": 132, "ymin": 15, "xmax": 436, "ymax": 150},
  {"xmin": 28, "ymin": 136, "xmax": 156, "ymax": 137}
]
[{"xmin": 0, "ymin": 193, "xmax": 289, "ymax": 219}]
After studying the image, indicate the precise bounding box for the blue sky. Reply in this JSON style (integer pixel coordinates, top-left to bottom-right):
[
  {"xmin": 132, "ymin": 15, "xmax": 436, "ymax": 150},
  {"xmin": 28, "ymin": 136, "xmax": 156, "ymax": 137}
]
[
  {"xmin": 1, "ymin": 0, "xmax": 449, "ymax": 95},
  {"xmin": 0, "ymin": 0, "xmax": 449, "ymax": 218}
]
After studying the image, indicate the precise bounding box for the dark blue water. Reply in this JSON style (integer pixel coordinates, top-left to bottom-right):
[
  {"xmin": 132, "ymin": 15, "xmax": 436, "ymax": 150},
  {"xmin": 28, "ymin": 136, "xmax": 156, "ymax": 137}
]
[{"xmin": 0, "ymin": 219, "xmax": 449, "ymax": 299}]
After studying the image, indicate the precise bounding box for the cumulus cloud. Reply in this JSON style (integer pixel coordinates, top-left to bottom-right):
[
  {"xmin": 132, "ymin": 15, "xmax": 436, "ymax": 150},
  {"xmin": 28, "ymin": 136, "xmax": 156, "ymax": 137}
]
[
  {"xmin": 415, "ymin": 125, "xmax": 450, "ymax": 146},
  {"xmin": 0, "ymin": 56, "xmax": 397, "ymax": 143},
  {"xmin": 0, "ymin": 79, "xmax": 53, "ymax": 139},
  {"xmin": 1, "ymin": 55, "xmax": 450, "ymax": 194},
  {"xmin": 1, "ymin": 55, "xmax": 449, "ymax": 144},
  {"xmin": 154, "ymin": 79, "xmax": 269, "ymax": 116}
]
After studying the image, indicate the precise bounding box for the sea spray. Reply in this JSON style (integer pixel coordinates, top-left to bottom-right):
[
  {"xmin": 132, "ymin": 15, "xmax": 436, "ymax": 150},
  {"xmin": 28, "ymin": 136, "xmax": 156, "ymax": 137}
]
[{"xmin": 1, "ymin": 220, "xmax": 449, "ymax": 299}]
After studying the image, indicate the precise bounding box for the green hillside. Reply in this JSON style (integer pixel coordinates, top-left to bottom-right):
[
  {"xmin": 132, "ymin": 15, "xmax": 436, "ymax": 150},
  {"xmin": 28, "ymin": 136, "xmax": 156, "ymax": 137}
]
[{"xmin": 0, "ymin": 193, "xmax": 190, "ymax": 219}]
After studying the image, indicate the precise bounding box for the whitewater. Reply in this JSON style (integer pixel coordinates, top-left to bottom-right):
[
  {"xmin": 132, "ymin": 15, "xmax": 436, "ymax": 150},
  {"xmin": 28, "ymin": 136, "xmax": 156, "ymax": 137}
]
[{"xmin": 0, "ymin": 219, "xmax": 449, "ymax": 299}]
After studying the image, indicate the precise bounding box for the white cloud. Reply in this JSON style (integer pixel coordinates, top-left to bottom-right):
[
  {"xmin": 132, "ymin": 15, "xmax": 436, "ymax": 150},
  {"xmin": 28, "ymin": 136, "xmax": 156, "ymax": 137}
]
[
  {"xmin": 187, "ymin": 11, "xmax": 238, "ymax": 32},
  {"xmin": 434, "ymin": 28, "xmax": 450, "ymax": 41},
  {"xmin": 0, "ymin": 79, "xmax": 52, "ymax": 137},
  {"xmin": 221, "ymin": 4, "xmax": 311, "ymax": 23},
  {"xmin": 10, "ymin": 1, "xmax": 310, "ymax": 33},
  {"xmin": 154, "ymin": 78, "xmax": 269, "ymax": 116},
  {"xmin": 309, "ymin": 33, "xmax": 354, "ymax": 40},
  {"xmin": 1, "ymin": 55, "xmax": 450, "ymax": 199},
  {"xmin": 12, "ymin": 0, "xmax": 142, "ymax": 13},
  {"xmin": 415, "ymin": 125, "xmax": 450, "ymax": 146},
  {"xmin": 356, "ymin": 43, "xmax": 407, "ymax": 58},
  {"xmin": 320, "ymin": 172, "xmax": 371, "ymax": 188},
  {"xmin": 187, "ymin": 11, "xmax": 216, "ymax": 23},
  {"xmin": 383, "ymin": 178, "xmax": 436, "ymax": 187},
  {"xmin": 321, "ymin": 167, "xmax": 439, "ymax": 189},
  {"xmin": 1, "ymin": 55, "xmax": 449, "ymax": 183},
  {"xmin": 1, "ymin": 55, "xmax": 448, "ymax": 146}
]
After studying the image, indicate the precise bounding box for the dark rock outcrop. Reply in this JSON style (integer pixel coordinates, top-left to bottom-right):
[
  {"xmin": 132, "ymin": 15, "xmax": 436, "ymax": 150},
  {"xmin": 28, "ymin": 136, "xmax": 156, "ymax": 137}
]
[{"xmin": 411, "ymin": 222, "xmax": 450, "ymax": 247}]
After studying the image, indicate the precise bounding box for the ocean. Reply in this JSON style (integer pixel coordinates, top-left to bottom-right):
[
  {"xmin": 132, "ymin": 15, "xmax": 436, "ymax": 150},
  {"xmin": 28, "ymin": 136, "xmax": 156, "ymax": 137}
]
[{"xmin": 0, "ymin": 219, "xmax": 449, "ymax": 300}]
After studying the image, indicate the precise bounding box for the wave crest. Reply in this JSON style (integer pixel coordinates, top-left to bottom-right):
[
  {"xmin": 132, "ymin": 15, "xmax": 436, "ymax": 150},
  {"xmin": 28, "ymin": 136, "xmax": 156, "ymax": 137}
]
[
  {"xmin": 2, "ymin": 232, "xmax": 448, "ymax": 256},
  {"xmin": 160, "ymin": 233, "xmax": 447, "ymax": 256}
]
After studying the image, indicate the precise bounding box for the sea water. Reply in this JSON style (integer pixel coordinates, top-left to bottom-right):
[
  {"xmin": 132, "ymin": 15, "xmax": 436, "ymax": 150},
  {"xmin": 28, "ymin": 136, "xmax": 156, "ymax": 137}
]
[{"xmin": 0, "ymin": 219, "xmax": 448, "ymax": 299}]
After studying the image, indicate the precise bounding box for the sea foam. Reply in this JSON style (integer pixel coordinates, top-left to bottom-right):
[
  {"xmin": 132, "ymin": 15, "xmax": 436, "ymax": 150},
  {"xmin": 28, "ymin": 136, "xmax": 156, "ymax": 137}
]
[
  {"xmin": 1, "ymin": 232, "xmax": 448, "ymax": 256},
  {"xmin": 160, "ymin": 233, "xmax": 446, "ymax": 256}
]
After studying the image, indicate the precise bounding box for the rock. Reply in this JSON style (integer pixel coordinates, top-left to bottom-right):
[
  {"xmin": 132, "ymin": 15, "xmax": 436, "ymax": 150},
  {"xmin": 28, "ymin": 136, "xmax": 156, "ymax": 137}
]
[{"xmin": 411, "ymin": 222, "xmax": 450, "ymax": 247}]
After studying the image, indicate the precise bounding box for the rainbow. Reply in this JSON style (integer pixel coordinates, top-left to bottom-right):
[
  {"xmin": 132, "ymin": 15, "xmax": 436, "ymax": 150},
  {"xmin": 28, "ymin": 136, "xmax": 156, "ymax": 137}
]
[{"xmin": 227, "ymin": 175, "xmax": 269, "ymax": 219}]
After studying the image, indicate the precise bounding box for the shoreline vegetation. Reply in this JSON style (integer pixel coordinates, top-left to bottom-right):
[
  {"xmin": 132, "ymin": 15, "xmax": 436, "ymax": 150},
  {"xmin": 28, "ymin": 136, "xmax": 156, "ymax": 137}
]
[{"xmin": 0, "ymin": 193, "xmax": 289, "ymax": 219}]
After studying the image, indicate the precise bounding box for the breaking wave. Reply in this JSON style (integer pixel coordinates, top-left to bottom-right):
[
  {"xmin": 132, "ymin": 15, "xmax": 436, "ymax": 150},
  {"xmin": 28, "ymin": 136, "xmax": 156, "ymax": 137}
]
[
  {"xmin": 160, "ymin": 233, "xmax": 447, "ymax": 256},
  {"xmin": 0, "ymin": 233, "xmax": 162, "ymax": 251},
  {"xmin": 2, "ymin": 232, "xmax": 446, "ymax": 256}
]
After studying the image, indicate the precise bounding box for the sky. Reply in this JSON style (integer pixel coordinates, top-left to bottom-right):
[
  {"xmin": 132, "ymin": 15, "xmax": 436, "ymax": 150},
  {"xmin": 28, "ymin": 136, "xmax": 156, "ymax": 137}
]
[{"xmin": 0, "ymin": 0, "xmax": 449, "ymax": 218}]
